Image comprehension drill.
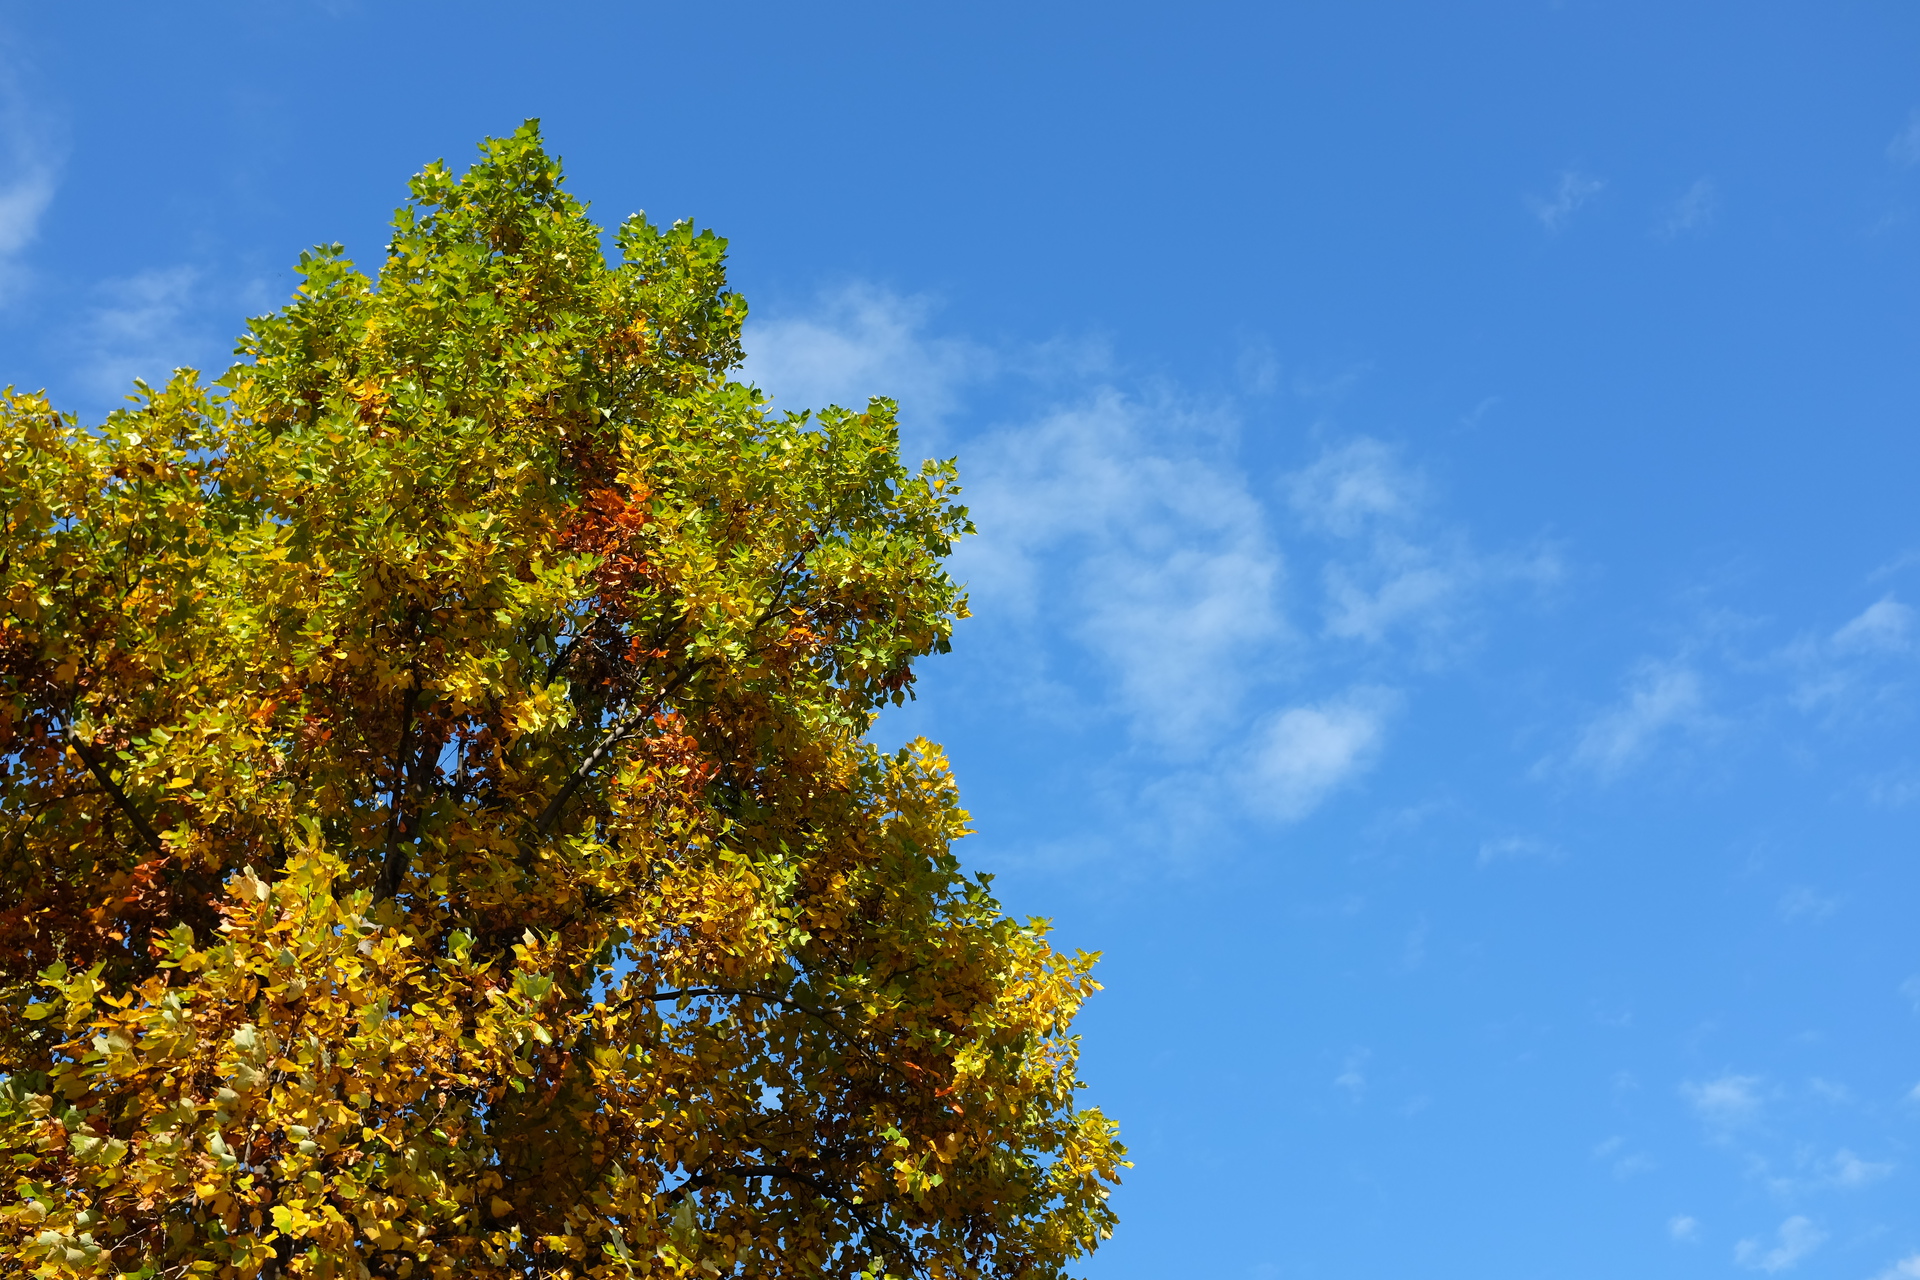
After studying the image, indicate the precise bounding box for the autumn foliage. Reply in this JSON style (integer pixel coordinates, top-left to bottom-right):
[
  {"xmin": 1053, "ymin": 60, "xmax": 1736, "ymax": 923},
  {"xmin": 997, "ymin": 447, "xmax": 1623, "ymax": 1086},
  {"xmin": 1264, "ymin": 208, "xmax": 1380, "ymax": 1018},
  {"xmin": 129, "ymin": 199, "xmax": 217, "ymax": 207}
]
[{"xmin": 0, "ymin": 124, "xmax": 1124, "ymax": 1279}]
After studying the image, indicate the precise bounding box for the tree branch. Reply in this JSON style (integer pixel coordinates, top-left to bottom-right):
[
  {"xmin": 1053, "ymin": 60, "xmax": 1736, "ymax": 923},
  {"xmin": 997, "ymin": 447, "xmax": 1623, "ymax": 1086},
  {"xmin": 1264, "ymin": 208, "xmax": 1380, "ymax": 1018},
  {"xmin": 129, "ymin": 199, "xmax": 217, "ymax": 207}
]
[
  {"xmin": 67, "ymin": 735, "xmax": 165, "ymax": 856},
  {"xmin": 532, "ymin": 551, "xmax": 812, "ymax": 838},
  {"xmin": 628, "ymin": 985, "xmax": 846, "ymax": 1022},
  {"xmin": 543, "ymin": 609, "xmax": 603, "ymax": 683},
  {"xmin": 375, "ymin": 676, "xmax": 420, "ymax": 901},
  {"xmin": 660, "ymin": 1163, "xmax": 920, "ymax": 1278},
  {"xmin": 532, "ymin": 656, "xmax": 704, "ymax": 836},
  {"xmin": 597, "ymin": 983, "xmax": 927, "ymax": 1104}
]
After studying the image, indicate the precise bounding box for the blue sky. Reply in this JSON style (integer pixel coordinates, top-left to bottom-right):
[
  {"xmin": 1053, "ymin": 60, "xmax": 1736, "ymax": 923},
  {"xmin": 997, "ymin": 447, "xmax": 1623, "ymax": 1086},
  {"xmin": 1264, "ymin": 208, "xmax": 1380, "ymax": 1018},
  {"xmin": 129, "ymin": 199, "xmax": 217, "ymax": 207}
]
[{"xmin": 4, "ymin": 2, "xmax": 1920, "ymax": 1275}]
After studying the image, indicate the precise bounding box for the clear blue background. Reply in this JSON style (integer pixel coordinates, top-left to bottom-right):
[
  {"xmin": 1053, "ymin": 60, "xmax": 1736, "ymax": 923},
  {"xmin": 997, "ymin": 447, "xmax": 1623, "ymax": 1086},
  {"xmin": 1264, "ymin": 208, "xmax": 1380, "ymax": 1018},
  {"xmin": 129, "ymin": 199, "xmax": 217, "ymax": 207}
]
[{"xmin": 3, "ymin": 3, "xmax": 1918, "ymax": 1275}]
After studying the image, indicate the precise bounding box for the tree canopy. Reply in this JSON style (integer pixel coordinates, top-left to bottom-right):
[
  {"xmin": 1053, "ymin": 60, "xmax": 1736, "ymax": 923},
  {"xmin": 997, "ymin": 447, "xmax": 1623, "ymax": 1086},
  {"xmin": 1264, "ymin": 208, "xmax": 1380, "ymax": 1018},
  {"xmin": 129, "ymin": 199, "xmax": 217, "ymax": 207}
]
[{"xmin": 0, "ymin": 122, "xmax": 1124, "ymax": 1280}]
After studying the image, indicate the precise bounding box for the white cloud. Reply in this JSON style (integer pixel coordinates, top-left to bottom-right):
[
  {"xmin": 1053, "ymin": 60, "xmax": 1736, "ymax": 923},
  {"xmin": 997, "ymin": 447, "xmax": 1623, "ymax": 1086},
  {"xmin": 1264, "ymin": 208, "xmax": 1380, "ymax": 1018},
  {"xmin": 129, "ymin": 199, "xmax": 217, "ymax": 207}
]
[
  {"xmin": 1530, "ymin": 170, "xmax": 1605, "ymax": 231},
  {"xmin": 1334, "ymin": 1048, "xmax": 1368, "ymax": 1098},
  {"xmin": 749, "ymin": 284, "xmax": 1333, "ymax": 833},
  {"xmin": 1590, "ymin": 1137, "xmax": 1653, "ymax": 1179},
  {"xmin": 1873, "ymin": 1254, "xmax": 1920, "ymax": 1280},
  {"xmin": 957, "ymin": 388, "xmax": 1288, "ymax": 754},
  {"xmin": 0, "ymin": 140, "xmax": 53, "ymax": 257},
  {"xmin": 1286, "ymin": 438, "xmax": 1559, "ymax": 650},
  {"xmin": 743, "ymin": 285, "xmax": 990, "ymax": 431},
  {"xmin": 1820, "ymin": 1148, "xmax": 1893, "ymax": 1189},
  {"xmin": 1787, "ymin": 596, "xmax": 1917, "ymax": 719},
  {"xmin": 1807, "ymin": 1077, "xmax": 1852, "ymax": 1104},
  {"xmin": 1682, "ymin": 1073, "xmax": 1764, "ymax": 1128},
  {"xmin": 743, "ymin": 284, "xmax": 1561, "ymax": 836},
  {"xmin": 77, "ymin": 267, "xmax": 207, "ymax": 400},
  {"xmin": 1669, "ymin": 1214, "xmax": 1701, "ymax": 1242},
  {"xmin": 1870, "ymin": 548, "xmax": 1920, "ymax": 582},
  {"xmin": 0, "ymin": 76, "xmax": 60, "ymax": 303},
  {"xmin": 1289, "ymin": 440, "xmax": 1455, "ymax": 645},
  {"xmin": 1477, "ymin": 835, "xmax": 1560, "ymax": 867},
  {"xmin": 1322, "ymin": 538, "xmax": 1462, "ymax": 644},
  {"xmin": 1869, "ymin": 765, "xmax": 1920, "ymax": 808},
  {"xmin": 1890, "ymin": 109, "xmax": 1920, "ymax": 167},
  {"xmin": 1832, "ymin": 597, "xmax": 1914, "ymax": 654},
  {"xmin": 1777, "ymin": 886, "xmax": 1840, "ymax": 923},
  {"xmin": 1610, "ymin": 1151, "xmax": 1654, "ymax": 1178},
  {"xmin": 1659, "ymin": 177, "xmax": 1718, "ymax": 238},
  {"xmin": 1241, "ymin": 690, "xmax": 1392, "ymax": 821},
  {"xmin": 1287, "ymin": 438, "xmax": 1422, "ymax": 536},
  {"xmin": 1401, "ymin": 916, "xmax": 1429, "ymax": 971},
  {"xmin": 1734, "ymin": 1216, "xmax": 1825, "ymax": 1273},
  {"xmin": 1460, "ymin": 395, "xmax": 1502, "ymax": 429},
  {"xmin": 1571, "ymin": 660, "xmax": 1709, "ymax": 780},
  {"xmin": 1902, "ymin": 975, "xmax": 1920, "ymax": 1013}
]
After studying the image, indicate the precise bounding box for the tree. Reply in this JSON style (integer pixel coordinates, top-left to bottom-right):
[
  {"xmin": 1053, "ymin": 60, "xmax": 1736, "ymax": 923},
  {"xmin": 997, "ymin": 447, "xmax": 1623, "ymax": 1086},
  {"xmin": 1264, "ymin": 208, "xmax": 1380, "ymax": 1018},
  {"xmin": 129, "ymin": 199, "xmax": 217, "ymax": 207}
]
[{"xmin": 0, "ymin": 123, "xmax": 1124, "ymax": 1280}]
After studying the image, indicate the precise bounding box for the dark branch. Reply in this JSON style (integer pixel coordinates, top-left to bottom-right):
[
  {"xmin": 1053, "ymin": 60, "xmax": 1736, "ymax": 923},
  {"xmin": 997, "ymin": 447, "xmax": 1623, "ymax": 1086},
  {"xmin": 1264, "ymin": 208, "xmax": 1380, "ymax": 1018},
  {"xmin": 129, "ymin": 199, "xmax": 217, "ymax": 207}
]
[
  {"xmin": 543, "ymin": 609, "xmax": 602, "ymax": 683},
  {"xmin": 602, "ymin": 983, "xmax": 930, "ymax": 1098},
  {"xmin": 532, "ymin": 550, "xmax": 813, "ymax": 838},
  {"xmin": 532, "ymin": 656, "xmax": 704, "ymax": 836},
  {"xmin": 661, "ymin": 1163, "xmax": 920, "ymax": 1279},
  {"xmin": 748, "ymin": 550, "xmax": 811, "ymax": 632},
  {"xmin": 630, "ymin": 985, "xmax": 845, "ymax": 1022},
  {"xmin": 11, "ymin": 785, "xmax": 105, "ymax": 817},
  {"xmin": 68, "ymin": 735, "xmax": 165, "ymax": 856},
  {"xmin": 376, "ymin": 676, "xmax": 420, "ymax": 901}
]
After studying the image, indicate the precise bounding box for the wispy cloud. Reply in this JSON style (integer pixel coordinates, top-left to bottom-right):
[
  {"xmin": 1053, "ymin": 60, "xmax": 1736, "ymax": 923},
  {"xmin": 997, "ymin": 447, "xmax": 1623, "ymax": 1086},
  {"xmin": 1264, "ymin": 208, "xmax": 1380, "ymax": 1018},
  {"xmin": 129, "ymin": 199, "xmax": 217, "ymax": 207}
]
[
  {"xmin": 1569, "ymin": 660, "xmax": 1710, "ymax": 780},
  {"xmin": 1530, "ymin": 170, "xmax": 1605, "ymax": 231},
  {"xmin": 1733, "ymin": 1216, "xmax": 1824, "ymax": 1273},
  {"xmin": 1777, "ymin": 886, "xmax": 1840, "ymax": 923},
  {"xmin": 0, "ymin": 128, "xmax": 53, "ymax": 257},
  {"xmin": 76, "ymin": 267, "xmax": 207, "ymax": 401},
  {"xmin": 1748, "ymin": 1136, "xmax": 1897, "ymax": 1198},
  {"xmin": 1658, "ymin": 177, "xmax": 1718, "ymax": 238},
  {"xmin": 1538, "ymin": 587, "xmax": 1920, "ymax": 798},
  {"xmin": 1786, "ymin": 596, "xmax": 1915, "ymax": 720},
  {"xmin": 1290, "ymin": 440, "xmax": 1455, "ymax": 645},
  {"xmin": 1669, "ymin": 1214, "xmax": 1701, "ymax": 1242},
  {"xmin": 1324, "ymin": 542, "xmax": 1465, "ymax": 645},
  {"xmin": 1242, "ymin": 690, "xmax": 1393, "ymax": 820},
  {"xmin": 1286, "ymin": 438, "xmax": 1558, "ymax": 652},
  {"xmin": 0, "ymin": 70, "xmax": 61, "ymax": 303},
  {"xmin": 1334, "ymin": 1048, "xmax": 1368, "ymax": 1099},
  {"xmin": 1867, "ymin": 764, "xmax": 1920, "ymax": 808},
  {"xmin": 743, "ymin": 284, "xmax": 992, "ymax": 432},
  {"xmin": 1873, "ymin": 1254, "xmax": 1920, "ymax": 1280},
  {"xmin": 1682, "ymin": 1073, "xmax": 1765, "ymax": 1130},
  {"xmin": 959, "ymin": 388, "xmax": 1287, "ymax": 754},
  {"xmin": 1890, "ymin": 110, "xmax": 1920, "ymax": 167},
  {"xmin": 1832, "ymin": 597, "xmax": 1914, "ymax": 655},
  {"xmin": 1590, "ymin": 1134, "xmax": 1653, "ymax": 1179},
  {"xmin": 1477, "ymin": 835, "xmax": 1560, "ymax": 867},
  {"xmin": 1806, "ymin": 1076, "xmax": 1851, "ymax": 1105},
  {"xmin": 1818, "ymin": 1147, "xmax": 1892, "ymax": 1189},
  {"xmin": 747, "ymin": 285, "xmax": 1550, "ymax": 836},
  {"xmin": 1287, "ymin": 438, "xmax": 1422, "ymax": 536},
  {"xmin": 750, "ymin": 287, "xmax": 1310, "ymax": 810}
]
